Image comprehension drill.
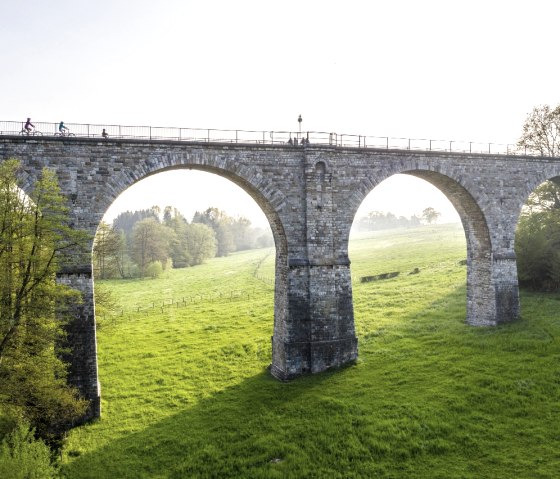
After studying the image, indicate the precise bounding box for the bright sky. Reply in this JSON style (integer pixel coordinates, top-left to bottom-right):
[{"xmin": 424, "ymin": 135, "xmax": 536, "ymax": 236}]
[{"xmin": 2, "ymin": 0, "xmax": 559, "ymax": 227}]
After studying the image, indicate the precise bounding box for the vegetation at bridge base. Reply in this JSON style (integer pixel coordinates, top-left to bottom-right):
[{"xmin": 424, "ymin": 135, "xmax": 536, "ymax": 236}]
[
  {"xmin": 0, "ymin": 159, "xmax": 88, "ymax": 473},
  {"xmin": 515, "ymin": 103, "xmax": 560, "ymax": 292},
  {"xmin": 0, "ymin": 421, "xmax": 58, "ymax": 479},
  {"xmin": 59, "ymin": 224, "xmax": 560, "ymax": 478},
  {"xmin": 516, "ymin": 180, "xmax": 560, "ymax": 291}
]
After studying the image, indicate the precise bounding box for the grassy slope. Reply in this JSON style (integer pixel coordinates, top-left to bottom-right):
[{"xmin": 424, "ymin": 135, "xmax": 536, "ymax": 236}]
[{"xmin": 61, "ymin": 224, "xmax": 560, "ymax": 478}]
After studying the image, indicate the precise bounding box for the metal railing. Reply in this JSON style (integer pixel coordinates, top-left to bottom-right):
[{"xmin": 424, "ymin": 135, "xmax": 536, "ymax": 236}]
[{"xmin": 0, "ymin": 119, "xmax": 541, "ymax": 156}]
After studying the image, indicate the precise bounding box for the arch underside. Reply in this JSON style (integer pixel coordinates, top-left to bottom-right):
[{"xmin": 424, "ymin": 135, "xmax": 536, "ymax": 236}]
[{"xmin": 403, "ymin": 171, "xmax": 500, "ymax": 325}]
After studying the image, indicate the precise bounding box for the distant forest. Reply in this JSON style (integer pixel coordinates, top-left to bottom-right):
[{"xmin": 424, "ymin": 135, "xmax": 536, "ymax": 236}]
[
  {"xmin": 93, "ymin": 206, "xmax": 273, "ymax": 279},
  {"xmin": 353, "ymin": 211, "xmax": 423, "ymax": 232}
]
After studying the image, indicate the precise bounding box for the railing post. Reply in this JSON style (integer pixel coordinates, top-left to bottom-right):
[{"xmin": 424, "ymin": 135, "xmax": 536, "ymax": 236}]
[
  {"xmin": 449, "ymin": 140, "xmax": 452, "ymax": 152},
  {"xmin": 207, "ymin": 129, "xmax": 210, "ymax": 142},
  {"xmin": 429, "ymin": 139, "xmax": 432, "ymax": 151},
  {"xmin": 408, "ymin": 138, "xmax": 411, "ymax": 150},
  {"xmin": 236, "ymin": 130, "xmax": 238, "ymax": 143},
  {"xmin": 488, "ymin": 143, "xmax": 491, "ymax": 154},
  {"xmin": 386, "ymin": 137, "xmax": 389, "ymax": 149}
]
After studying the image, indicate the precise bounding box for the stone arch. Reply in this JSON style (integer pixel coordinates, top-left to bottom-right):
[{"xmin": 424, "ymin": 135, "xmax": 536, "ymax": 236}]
[
  {"xmin": 96, "ymin": 157, "xmax": 290, "ymax": 366},
  {"xmin": 348, "ymin": 168, "xmax": 495, "ymax": 326}
]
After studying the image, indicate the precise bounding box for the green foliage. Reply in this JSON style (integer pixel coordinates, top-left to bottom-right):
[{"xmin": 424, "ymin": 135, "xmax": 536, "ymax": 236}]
[
  {"xmin": 516, "ymin": 181, "xmax": 560, "ymax": 291},
  {"xmin": 107, "ymin": 205, "xmax": 272, "ymax": 275},
  {"xmin": 0, "ymin": 159, "xmax": 87, "ymax": 446},
  {"xmin": 515, "ymin": 104, "xmax": 560, "ymax": 290},
  {"xmin": 193, "ymin": 207, "xmax": 236, "ymax": 257},
  {"xmin": 0, "ymin": 421, "xmax": 58, "ymax": 479},
  {"xmin": 92, "ymin": 222, "xmax": 124, "ymax": 280},
  {"xmin": 184, "ymin": 223, "xmax": 216, "ymax": 265},
  {"xmin": 145, "ymin": 261, "xmax": 163, "ymax": 279},
  {"xmin": 131, "ymin": 218, "xmax": 174, "ymax": 277},
  {"xmin": 60, "ymin": 225, "xmax": 560, "ymax": 478}
]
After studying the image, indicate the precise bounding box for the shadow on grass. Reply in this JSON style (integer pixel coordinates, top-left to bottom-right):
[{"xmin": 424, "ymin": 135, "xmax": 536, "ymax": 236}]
[{"xmin": 62, "ymin": 367, "xmax": 361, "ymax": 479}]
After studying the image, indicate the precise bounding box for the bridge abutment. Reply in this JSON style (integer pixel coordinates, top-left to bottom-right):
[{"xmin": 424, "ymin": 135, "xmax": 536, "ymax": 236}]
[{"xmin": 56, "ymin": 267, "xmax": 101, "ymax": 421}]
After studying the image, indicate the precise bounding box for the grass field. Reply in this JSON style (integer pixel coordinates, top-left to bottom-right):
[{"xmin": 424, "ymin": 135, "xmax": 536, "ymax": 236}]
[{"xmin": 60, "ymin": 224, "xmax": 560, "ymax": 478}]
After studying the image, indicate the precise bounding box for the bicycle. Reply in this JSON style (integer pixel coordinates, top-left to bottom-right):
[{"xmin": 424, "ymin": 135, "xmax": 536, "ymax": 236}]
[
  {"xmin": 19, "ymin": 128, "xmax": 43, "ymax": 136},
  {"xmin": 55, "ymin": 130, "xmax": 75, "ymax": 137}
]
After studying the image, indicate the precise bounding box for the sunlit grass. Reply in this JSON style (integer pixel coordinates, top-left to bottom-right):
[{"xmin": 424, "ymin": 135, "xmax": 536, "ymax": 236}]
[{"xmin": 61, "ymin": 224, "xmax": 560, "ymax": 478}]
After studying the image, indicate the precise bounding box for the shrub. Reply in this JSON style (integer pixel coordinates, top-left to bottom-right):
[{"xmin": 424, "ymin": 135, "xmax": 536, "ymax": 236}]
[
  {"xmin": 145, "ymin": 261, "xmax": 163, "ymax": 279},
  {"xmin": 0, "ymin": 421, "xmax": 58, "ymax": 479}
]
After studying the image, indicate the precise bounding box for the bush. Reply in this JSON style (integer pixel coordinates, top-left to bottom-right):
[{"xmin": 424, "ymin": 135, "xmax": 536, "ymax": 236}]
[
  {"xmin": 0, "ymin": 421, "xmax": 58, "ymax": 479},
  {"xmin": 145, "ymin": 261, "xmax": 163, "ymax": 279}
]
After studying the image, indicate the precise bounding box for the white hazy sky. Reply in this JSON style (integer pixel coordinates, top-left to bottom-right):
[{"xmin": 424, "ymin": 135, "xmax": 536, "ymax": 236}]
[{"xmin": 2, "ymin": 0, "xmax": 559, "ymax": 227}]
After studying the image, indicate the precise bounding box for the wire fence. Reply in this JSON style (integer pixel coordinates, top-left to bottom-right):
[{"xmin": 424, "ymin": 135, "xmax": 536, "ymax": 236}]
[
  {"xmin": 0, "ymin": 119, "xmax": 543, "ymax": 156},
  {"xmin": 99, "ymin": 251, "xmax": 275, "ymax": 323}
]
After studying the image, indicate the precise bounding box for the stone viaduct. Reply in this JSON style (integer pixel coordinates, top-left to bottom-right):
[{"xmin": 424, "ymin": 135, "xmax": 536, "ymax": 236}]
[{"xmin": 1, "ymin": 133, "xmax": 558, "ymax": 421}]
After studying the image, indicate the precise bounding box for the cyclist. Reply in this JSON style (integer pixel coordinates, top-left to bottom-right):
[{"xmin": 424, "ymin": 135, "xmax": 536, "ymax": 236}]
[
  {"xmin": 59, "ymin": 121, "xmax": 69, "ymax": 135},
  {"xmin": 102, "ymin": 128, "xmax": 109, "ymax": 138},
  {"xmin": 24, "ymin": 118, "xmax": 35, "ymax": 134}
]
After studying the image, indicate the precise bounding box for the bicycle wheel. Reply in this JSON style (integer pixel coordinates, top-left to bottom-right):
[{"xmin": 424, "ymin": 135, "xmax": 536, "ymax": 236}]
[{"xmin": 33, "ymin": 131, "xmax": 43, "ymax": 136}]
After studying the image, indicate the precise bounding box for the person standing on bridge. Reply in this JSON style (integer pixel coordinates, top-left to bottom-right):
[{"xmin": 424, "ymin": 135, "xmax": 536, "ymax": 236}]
[
  {"xmin": 59, "ymin": 121, "xmax": 69, "ymax": 135},
  {"xmin": 24, "ymin": 118, "xmax": 35, "ymax": 134}
]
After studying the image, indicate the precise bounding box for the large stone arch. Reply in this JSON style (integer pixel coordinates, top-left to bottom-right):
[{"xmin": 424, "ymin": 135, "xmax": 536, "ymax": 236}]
[
  {"xmin": 346, "ymin": 166, "xmax": 503, "ymax": 326},
  {"xmin": 97, "ymin": 159, "xmax": 290, "ymax": 365}
]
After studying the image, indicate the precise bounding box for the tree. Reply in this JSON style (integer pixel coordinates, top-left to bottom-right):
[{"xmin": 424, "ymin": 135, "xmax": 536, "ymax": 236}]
[
  {"xmin": 517, "ymin": 104, "xmax": 560, "ymax": 156},
  {"xmin": 0, "ymin": 159, "xmax": 87, "ymax": 446},
  {"xmin": 421, "ymin": 207, "xmax": 441, "ymax": 224},
  {"xmin": 515, "ymin": 103, "xmax": 560, "ymax": 291},
  {"xmin": 185, "ymin": 223, "xmax": 217, "ymax": 265},
  {"xmin": 163, "ymin": 207, "xmax": 191, "ymax": 268},
  {"xmin": 515, "ymin": 180, "xmax": 560, "ymax": 291},
  {"xmin": 192, "ymin": 207, "xmax": 235, "ymax": 257},
  {"xmin": 93, "ymin": 221, "xmax": 123, "ymax": 279},
  {"xmin": 131, "ymin": 218, "xmax": 174, "ymax": 277},
  {"xmin": 230, "ymin": 217, "xmax": 253, "ymax": 251}
]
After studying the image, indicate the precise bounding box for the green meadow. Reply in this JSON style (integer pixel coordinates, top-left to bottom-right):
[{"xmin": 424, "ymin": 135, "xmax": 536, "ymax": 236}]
[{"xmin": 61, "ymin": 224, "xmax": 560, "ymax": 478}]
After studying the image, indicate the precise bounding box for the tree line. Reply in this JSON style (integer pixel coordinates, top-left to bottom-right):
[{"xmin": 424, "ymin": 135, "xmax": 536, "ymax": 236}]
[
  {"xmin": 94, "ymin": 206, "xmax": 273, "ymax": 279},
  {"xmin": 354, "ymin": 207, "xmax": 441, "ymax": 232}
]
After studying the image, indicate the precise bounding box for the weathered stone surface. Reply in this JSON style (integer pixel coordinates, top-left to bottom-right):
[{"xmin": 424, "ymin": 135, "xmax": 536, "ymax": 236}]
[{"xmin": 3, "ymin": 135, "xmax": 558, "ymax": 420}]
